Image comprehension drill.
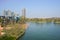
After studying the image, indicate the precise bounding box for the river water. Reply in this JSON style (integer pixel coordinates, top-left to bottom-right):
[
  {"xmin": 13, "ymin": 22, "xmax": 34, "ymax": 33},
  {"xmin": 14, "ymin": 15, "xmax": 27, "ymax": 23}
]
[{"xmin": 19, "ymin": 22, "xmax": 60, "ymax": 40}]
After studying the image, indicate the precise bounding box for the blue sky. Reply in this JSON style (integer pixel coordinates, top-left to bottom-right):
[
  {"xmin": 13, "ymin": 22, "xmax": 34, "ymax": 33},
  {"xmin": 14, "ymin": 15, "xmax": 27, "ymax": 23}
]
[{"xmin": 0, "ymin": 0, "xmax": 60, "ymax": 18}]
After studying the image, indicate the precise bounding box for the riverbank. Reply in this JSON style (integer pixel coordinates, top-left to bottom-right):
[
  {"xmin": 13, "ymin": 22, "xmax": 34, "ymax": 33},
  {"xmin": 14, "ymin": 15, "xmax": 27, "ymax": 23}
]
[{"xmin": 0, "ymin": 23, "xmax": 28, "ymax": 40}]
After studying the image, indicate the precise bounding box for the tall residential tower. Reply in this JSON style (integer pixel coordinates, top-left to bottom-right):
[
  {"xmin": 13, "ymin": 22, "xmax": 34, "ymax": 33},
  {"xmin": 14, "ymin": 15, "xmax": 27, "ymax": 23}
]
[{"xmin": 22, "ymin": 8, "xmax": 26, "ymax": 19}]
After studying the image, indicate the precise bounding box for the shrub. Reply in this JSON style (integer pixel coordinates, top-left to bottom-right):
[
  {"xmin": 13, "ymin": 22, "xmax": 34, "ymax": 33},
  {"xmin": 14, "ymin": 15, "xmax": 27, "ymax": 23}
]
[{"xmin": 0, "ymin": 35, "xmax": 16, "ymax": 40}]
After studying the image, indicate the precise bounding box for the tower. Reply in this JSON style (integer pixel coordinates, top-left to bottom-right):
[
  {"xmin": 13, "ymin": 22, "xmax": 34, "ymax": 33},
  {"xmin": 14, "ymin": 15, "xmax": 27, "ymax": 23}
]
[
  {"xmin": 22, "ymin": 8, "xmax": 26, "ymax": 19},
  {"xmin": 22, "ymin": 8, "xmax": 26, "ymax": 23}
]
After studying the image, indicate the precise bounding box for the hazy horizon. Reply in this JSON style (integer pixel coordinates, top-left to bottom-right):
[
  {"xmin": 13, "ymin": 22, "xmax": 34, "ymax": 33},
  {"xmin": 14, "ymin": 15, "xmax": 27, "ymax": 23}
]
[{"xmin": 0, "ymin": 0, "xmax": 60, "ymax": 18}]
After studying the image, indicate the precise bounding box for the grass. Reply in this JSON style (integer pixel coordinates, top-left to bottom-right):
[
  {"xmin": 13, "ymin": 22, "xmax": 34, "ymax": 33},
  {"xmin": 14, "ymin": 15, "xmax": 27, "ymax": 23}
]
[
  {"xmin": 0, "ymin": 23, "xmax": 27, "ymax": 40},
  {"xmin": 0, "ymin": 35, "xmax": 16, "ymax": 40}
]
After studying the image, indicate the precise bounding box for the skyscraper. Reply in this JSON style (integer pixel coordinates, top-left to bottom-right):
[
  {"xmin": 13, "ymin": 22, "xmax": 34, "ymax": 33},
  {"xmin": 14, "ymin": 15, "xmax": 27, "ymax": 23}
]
[
  {"xmin": 21, "ymin": 8, "xmax": 26, "ymax": 23},
  {"xmin": 22, "ymin": 8, "xmax": 26, "ymax": 20},
  {"xmin": 3, "ymin": 10, "xmax": 11, "ymax": 17}
]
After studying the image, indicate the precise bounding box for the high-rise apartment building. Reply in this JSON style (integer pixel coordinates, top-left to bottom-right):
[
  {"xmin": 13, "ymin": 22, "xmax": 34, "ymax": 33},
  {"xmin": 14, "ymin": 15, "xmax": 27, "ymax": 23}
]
[{"xmin": 22, "ymin": 8, "xmax": 26, "ymax": 19}]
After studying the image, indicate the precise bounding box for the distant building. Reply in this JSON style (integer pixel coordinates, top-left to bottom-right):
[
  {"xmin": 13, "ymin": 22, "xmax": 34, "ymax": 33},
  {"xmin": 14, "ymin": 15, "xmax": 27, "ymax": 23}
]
[
  {"xmin": 3, "ymin": 10, "xmax": 15, "ymax": 20},
  {"xmin": 22, "ymin": 8, "xmax": 26, "ymax": 19},
  {"xmin": 3, "ymin": 10, "xmax": 12, "ymax": 17}
]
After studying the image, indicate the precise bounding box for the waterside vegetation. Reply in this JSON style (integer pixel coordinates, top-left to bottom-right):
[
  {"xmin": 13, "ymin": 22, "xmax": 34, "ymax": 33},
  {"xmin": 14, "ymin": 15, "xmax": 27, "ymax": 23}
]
[{"xmin": 26, "ymin": 18, "xmax": 60, "ymax": 23}]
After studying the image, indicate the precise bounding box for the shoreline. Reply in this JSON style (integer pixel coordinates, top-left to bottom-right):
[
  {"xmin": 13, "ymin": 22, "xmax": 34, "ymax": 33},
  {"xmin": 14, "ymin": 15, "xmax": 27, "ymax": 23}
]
[
  {"xmin": 16, "ymin": 31, "xmax": 25, "ymax": 40},
  {"xmin": 16, "ymin": 23, "xmax": 28, "ymax": 40}
]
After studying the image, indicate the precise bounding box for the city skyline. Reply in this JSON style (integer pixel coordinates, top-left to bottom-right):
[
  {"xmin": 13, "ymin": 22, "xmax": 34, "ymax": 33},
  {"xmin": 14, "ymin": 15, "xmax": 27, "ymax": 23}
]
[{"xmin": 0, "ymin": 0, "xmax": 60, "ymax": 18}]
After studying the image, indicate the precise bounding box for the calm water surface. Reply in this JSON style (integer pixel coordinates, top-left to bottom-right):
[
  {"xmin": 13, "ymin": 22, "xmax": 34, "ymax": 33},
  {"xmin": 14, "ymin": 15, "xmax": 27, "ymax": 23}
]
[{"xmin": 19, "ymin": 22, "xmax": 60, "ymax": 40}]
